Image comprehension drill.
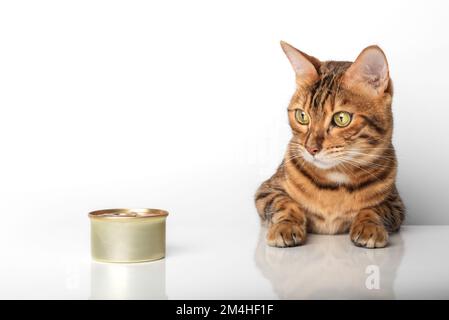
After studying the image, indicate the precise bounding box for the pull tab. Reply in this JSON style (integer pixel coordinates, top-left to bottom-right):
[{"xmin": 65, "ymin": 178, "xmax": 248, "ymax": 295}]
[{"xmin": 102, "ymin": 212, "xmax": 138, "ymax": 218}]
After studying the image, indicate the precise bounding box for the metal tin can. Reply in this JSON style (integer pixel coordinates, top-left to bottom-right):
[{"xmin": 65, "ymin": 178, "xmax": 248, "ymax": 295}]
[{"xmin": 89, "ymin": 208, "xmax": 168, "ymax": 263}]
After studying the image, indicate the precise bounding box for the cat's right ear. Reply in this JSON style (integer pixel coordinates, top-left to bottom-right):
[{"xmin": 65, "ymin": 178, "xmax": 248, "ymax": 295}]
[{"xmin": 280, "ymin": 41, "xmax": 319, "ymax": 86}]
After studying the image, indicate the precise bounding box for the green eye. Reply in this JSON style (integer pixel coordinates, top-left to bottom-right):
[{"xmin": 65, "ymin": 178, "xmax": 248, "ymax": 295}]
[
  {"xmin": 333, "ymin": 111, "xmax": 352, "ymax": 127},
  {"xmin": 295, "ymin": 109, "xmax": 310, "ymax": 125}
]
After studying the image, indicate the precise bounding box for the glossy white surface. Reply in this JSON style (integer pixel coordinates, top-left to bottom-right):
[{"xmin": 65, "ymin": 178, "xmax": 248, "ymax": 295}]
[{"xmin": 1, "ymin": 224, "xmax": 448, "ymax": 299}]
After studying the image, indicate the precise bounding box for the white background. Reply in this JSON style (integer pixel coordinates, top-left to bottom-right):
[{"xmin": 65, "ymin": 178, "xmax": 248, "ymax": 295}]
[{"xmin": 1, "ymin": 0, "xmax": 448, "ymax": 251}]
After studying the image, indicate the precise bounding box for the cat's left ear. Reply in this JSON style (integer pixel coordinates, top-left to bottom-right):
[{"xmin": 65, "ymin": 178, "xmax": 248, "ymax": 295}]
[{"xmin": 343, "ymin": 45, "xmax": 390, "ymax": 97}]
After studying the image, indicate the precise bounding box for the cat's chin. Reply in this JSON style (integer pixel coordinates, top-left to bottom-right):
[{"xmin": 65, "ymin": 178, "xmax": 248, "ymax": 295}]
[
  {"xmin": 308, "ymin": 160, "xmax": 338, "ymax": 170},
  {"xmin": 302, "ymin": 153, "xmax": 339, "ymax": 170}
]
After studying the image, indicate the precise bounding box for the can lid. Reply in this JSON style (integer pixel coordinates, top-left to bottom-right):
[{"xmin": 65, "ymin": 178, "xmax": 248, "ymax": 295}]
[{"xmin": 88, "ymin": 208, "xmax": 169, "ymax": 220}]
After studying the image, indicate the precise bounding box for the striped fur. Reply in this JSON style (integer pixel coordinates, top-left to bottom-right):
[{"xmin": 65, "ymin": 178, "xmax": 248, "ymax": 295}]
[{"xmin": 255, "ymin": 43, "xmax": 405, "ymax": 248}]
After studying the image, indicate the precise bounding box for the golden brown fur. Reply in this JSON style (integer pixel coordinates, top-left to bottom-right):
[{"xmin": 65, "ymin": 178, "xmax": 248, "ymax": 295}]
[{"xmin": 255, "ymin": 42, "xmax": 405, "ymax": 248}]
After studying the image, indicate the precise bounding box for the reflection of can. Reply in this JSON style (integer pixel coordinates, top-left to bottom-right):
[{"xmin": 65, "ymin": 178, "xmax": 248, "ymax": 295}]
[
  {"xmin": 89, "ymin": 208, "xmax": 168, "ymax": 263},
  {"xmin": 90, "ymin": 260, "xmax": 167, "ymax": 300}
]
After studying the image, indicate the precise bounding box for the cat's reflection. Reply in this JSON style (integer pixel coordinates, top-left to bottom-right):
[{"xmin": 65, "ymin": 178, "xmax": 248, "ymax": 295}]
[
  {"xmin": 255, "ymin": 228, "xmax": 404, "ymax": 299},
  {"xmin": 90, "ymin": 259, "xmax": 167, "ymax": 300}
]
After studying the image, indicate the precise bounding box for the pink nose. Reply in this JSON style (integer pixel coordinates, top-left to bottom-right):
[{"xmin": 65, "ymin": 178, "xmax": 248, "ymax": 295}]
[{"xmin": 306, "ymin": 146, "xmax": 321, "ymax": 156}]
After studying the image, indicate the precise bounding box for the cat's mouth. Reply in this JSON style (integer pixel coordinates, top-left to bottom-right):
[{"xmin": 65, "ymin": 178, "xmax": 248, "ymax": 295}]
[{"xmin": 302, "ymin": 151, "xmax": 341, "ymax": 170}]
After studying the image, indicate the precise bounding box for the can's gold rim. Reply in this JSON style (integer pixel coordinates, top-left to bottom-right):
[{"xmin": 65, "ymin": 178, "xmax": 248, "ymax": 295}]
[{"xmin": 88, "ymin": 208, "xmax": 169, "ymax": 220}]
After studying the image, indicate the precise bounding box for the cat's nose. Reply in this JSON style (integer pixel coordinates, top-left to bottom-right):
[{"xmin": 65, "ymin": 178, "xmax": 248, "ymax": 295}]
[{"xmin": 306, "ymin": 145, "xmax": 321, "ymax": 156}]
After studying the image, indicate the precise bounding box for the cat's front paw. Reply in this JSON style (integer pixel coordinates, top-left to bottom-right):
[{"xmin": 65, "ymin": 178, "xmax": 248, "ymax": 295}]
[
  {"xmin": 266, "ymin": 222, "xmax": 306, "ymax": 248},
  {"xmin": 350, "ymin": 222, "xmax": 388, "ymax": 248}
]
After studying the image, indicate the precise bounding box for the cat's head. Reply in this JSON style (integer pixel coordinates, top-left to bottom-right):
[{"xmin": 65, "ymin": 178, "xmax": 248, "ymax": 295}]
[{"xmin": 282, "ymin": 41, "xmax": 394, "ymax": 170}]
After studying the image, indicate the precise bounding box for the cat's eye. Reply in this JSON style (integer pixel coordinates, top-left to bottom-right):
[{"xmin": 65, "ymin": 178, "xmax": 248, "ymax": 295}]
[
  {"xmin": 295, "ymin": 109, "xmax": 310, "ymax": 125},
  {"xmin": 333, "ymin": 111, "xmax": 352, "ymax": 127}
]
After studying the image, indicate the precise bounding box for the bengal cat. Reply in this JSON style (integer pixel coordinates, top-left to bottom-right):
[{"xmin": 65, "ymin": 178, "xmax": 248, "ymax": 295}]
[{"xmin": 255, "ymin": 41, "xmax": 405, "ymax": 248}]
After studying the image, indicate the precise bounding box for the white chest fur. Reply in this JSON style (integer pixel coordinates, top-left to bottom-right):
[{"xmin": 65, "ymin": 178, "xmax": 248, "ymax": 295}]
[{"xmin": 326, "ymin": 171, "xmax": 350, "ymax": 184}]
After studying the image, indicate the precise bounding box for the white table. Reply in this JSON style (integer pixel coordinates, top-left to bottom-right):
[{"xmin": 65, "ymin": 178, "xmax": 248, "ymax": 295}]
[{"xmin": 1, "ymin": 224, "xmax": 448, "ymax": 299}]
